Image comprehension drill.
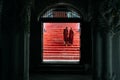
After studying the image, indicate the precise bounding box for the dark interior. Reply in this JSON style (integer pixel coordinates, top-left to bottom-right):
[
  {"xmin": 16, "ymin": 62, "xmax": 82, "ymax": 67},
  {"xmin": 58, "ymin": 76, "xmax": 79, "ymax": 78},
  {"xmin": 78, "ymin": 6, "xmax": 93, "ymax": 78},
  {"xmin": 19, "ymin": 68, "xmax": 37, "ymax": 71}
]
[{"xmin": 1, "ymin": 0, "xmax": 120, "ymax": 80}]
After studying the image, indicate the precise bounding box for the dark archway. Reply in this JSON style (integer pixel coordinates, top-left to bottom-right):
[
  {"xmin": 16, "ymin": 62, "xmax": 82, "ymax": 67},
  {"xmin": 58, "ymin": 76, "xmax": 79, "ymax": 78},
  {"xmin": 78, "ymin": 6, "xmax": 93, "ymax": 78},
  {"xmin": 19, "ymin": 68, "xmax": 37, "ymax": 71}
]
[
  {"xmin": 30, "ymin": 2, "xmax": 92, "ymax": 74},
  {"xmin": 37, "ymin": 2, "xmax": 83, "ymax": 20},
  {"xmin": 39, "ymin": 3, "xmax": 82, "ymax": 63}
]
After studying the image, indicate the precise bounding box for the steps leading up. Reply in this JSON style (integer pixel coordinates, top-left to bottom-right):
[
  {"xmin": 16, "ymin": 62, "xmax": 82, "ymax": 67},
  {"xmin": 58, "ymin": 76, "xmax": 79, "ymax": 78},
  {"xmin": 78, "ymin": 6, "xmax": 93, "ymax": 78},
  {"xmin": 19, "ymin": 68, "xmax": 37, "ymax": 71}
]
[{"xmin": 43, "ymin": 23, "xmax": 80, "ymax": 62}]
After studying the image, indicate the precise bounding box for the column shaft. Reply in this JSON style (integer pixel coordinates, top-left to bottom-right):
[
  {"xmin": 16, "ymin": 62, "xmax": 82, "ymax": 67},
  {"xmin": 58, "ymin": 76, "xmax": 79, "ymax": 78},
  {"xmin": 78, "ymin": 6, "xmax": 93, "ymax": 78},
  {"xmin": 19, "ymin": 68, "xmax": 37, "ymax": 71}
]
[
  {"xmin": 93, "ymin": 31, "xmax": 102, "ymax": 80},
  {"xmin": 102, "ymin": 31, "xmax": 113, "ymax": 80}
]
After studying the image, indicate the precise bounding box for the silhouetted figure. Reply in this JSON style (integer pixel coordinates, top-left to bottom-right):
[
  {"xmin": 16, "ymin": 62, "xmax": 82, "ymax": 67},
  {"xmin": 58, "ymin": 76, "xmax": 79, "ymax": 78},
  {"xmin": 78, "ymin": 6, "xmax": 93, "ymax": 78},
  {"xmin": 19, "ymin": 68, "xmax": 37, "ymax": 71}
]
[
  {"xmin": 69, "ymin": 28, "xmax": 74, "ymax": 45},
  {"xmin": 63, "ymin": 27, "xmax": 68, "ymax": 46}
]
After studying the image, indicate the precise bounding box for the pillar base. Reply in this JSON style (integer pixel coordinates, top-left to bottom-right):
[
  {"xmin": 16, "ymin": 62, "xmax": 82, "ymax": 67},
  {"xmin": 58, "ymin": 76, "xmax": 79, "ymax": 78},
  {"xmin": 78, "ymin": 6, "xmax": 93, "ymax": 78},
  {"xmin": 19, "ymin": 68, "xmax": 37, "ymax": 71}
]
[
  {"xmin": 102, "ymin": 73, "xmax": 116, "ymax": 80},
  {"xmin": 94, "ymin": 76, "xmax": 102, "ymax": 80}
]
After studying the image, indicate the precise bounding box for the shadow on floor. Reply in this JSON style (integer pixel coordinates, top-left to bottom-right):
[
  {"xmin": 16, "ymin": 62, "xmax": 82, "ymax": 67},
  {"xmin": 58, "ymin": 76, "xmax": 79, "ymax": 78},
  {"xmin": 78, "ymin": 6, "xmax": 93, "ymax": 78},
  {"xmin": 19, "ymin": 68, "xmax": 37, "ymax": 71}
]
[{"xmin": 30, "ymin": 73, "xmax": 92, "ymax": 80}]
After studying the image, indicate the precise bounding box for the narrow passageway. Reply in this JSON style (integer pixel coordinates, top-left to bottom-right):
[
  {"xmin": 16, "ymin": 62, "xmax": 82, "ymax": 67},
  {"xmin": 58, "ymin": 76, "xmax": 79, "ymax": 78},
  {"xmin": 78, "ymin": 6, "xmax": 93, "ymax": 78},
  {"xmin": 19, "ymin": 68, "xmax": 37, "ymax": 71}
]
[{"xmin": 43, "ymin": 23, "xmax": 80, "ymax": 62}]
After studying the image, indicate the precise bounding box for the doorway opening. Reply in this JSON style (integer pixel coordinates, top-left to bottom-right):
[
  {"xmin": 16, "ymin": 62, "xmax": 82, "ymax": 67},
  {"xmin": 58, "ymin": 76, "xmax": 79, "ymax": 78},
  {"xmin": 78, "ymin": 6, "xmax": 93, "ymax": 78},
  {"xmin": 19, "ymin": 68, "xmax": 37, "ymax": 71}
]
[
  {"xmin": 43, "ymin": 22, "xmax": 81, "ymax": 63},
  {"xmin": 29, "ymin": 3, "xmax": 93, "ymax": 74},
  {"xmin": 40, "ymin": 3, "xmax": 82, "ymax": 63}
]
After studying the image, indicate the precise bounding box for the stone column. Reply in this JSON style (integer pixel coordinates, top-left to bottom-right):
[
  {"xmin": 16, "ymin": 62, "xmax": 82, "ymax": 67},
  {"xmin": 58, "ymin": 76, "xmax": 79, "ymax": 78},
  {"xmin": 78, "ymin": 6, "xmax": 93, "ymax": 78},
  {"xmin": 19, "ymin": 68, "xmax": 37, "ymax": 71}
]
[
  {"xmin": 1, "ymin": 0, "xmax": 31, "ymax": 80},
  {"xmin": 93, "ymin": 30, "xmax": 102, "ymax": 80},
  {"xmin": 118, "ymin": 34, "xmax": 120, "ymax": 80},
  {"xmin": 23, "ymin": 2, "xmax": 31, "ymax": 80},
  {"xmin": 17, "ymin": 1, "xmax": 31, "ymax": 80},
  {"xmin": 112, "ymin": 32, "xmax": 120, "ymax": 80},
  {"xmin": 102, "ymin": 29, "xmax": 113, "ymax": 80}
]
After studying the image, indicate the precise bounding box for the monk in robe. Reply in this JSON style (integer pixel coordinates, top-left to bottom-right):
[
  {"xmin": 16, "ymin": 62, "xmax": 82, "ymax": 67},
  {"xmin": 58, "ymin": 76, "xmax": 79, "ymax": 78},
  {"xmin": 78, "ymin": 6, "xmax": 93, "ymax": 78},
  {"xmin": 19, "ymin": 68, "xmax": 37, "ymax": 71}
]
[
  {"xmin": 69, "ymin": 28, "xmax": 74, "ymax": 45},
  {"xmin": 63, "ymin": 27, "xmax": 68, "ymax": 46}
]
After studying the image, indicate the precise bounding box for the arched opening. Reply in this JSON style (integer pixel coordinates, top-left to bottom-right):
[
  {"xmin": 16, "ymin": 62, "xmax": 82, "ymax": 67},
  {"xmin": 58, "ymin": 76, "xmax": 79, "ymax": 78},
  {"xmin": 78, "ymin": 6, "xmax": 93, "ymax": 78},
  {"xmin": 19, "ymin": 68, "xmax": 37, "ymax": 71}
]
[
  {"xmin": 39, "ymin": 3, "xmax": 82, "ymax": 63},
  {"xmin": 30, "ymin": 2, "xmax": 92, "ymax": 74},
  {"xmin": 38, "ymin": 3, "xmax": 83, "ymax": 19}
]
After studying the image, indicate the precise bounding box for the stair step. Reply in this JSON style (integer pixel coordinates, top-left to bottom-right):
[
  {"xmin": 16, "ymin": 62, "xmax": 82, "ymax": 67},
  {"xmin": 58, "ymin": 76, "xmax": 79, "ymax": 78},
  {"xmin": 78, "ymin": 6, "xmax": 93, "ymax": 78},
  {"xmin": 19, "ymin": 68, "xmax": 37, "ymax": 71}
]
[
  {"xmin": 44, "ymin": 49, "xmax": 80, "ymax": 51},
  {"xmin": 44, "ymin": 45, "xmax": 80, "ymax": 48},
  {"xmin": 43, "ymin": 54, "xmax": 80, "ymax": 56},
  {"xmin": 44, "ymin": 52, "xmax": 79, "ymax": 54},
  {"xmin": 44, "ymin": 48, "xmax": 80, "ymax": 50},
  {"xmin": 44, "ymin": 35, "xmax": 80, "ymax": 37},
  {"xmin": 44, "ymin": 42, "xmax": 80, "ymax": 43},
  {"xmin": 44, "ymin": 33, "xmax": 80, "ymax": 34},
  {"xmin": 44, "ymin": 38, "xmax": 80, "ymax": 39},
  {"xmin": 44, "ymin": 43, "xmax": 80, "ymax": 45},
  {"xmin": 44, "ymin": 45, "xmax": 80, "ymax": 46},
  {"xmin": 43, "ymin": 55, "xmax": 79, "ymax": 57},
  {"xmin": 43, "ymin": 57, "xmax": 79, "ymax": 59},
  {"xmin": 44, "ymin": 48, "xmax": 80, "ymax": 51},
  {"xmin": 44, "ymin": 51, "xmax": 79, "ymax": 53}
]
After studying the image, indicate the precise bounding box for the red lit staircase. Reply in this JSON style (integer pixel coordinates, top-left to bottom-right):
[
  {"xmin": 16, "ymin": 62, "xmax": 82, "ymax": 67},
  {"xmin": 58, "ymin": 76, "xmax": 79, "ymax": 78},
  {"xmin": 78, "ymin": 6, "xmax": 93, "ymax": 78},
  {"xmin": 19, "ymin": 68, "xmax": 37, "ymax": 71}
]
[{"xmin": 43, "ymin": 23, "xmax": 80, "ymax": 62}]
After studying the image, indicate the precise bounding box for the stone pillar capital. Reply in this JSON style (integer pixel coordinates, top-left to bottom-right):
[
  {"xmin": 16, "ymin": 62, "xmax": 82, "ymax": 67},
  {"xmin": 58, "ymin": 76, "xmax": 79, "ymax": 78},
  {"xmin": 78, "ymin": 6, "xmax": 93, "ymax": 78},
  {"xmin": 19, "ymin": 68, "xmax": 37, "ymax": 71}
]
[{"xmin": 98, "ymin": 27, "xmax": 113, "ymax": 38}]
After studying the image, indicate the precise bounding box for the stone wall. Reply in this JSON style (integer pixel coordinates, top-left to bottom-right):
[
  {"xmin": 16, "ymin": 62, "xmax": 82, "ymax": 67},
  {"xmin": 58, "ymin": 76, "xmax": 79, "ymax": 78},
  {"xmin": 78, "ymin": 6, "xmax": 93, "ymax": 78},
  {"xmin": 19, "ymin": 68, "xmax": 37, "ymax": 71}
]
[
  {"xmin": 90, "ymin": 0, "xmax": 120, "ymax": 80},
  {"xmin": 1, "ymin": 0, "xmax": 31, "ymax": 80}
]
